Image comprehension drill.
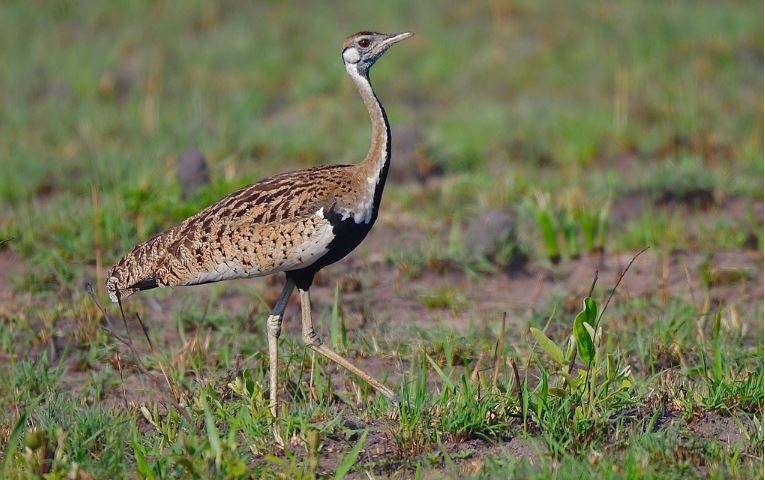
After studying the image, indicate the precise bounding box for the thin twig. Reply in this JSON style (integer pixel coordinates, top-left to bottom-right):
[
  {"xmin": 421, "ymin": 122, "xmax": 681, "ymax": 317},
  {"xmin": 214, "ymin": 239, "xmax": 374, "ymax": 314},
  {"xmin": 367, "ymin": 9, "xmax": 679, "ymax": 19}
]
[
  {"xmin": 588, "ymin": 270, "xmax": 599, "ymax": 298},
  {"xmin": 134, "ymin": 312, "xmax": 154, "ymax": 350},
  {"xmin": 593, "ymin": 247, "xmax": 649, "ymax": 341},
  {"xmin": 115, "ymin": 352, "xmax": 129, "ymax": 410},
  {"xmin": 511, "ymin": 358, "xmax": 524, "ymax": 430}
]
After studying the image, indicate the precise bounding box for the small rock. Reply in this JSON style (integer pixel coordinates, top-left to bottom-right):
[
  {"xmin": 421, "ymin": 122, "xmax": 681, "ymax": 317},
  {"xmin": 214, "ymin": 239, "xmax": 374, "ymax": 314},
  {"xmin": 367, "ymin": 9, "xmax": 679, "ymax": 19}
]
[
  {"xmin": 464, "ymin": 209, "xmax": 527, "ymax": 272},
  {"xmin": 177, "ymin": 148, "xmax": 210, "ymax": 199}
]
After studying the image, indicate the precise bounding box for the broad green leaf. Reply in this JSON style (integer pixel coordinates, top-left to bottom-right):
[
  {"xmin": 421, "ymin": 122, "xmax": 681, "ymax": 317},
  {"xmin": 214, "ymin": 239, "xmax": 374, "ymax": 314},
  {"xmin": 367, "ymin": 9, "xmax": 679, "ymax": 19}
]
[
  {"xmin": 530, "ymin": 327, "xmax": 565, "ymax": 365},
  {"xmin": 574, "ymin": 309, "xmax": 595, "ymax": 364},
  {"xmin": 583, "ymin": 297, "xmax": 597, "ymax": 326}
]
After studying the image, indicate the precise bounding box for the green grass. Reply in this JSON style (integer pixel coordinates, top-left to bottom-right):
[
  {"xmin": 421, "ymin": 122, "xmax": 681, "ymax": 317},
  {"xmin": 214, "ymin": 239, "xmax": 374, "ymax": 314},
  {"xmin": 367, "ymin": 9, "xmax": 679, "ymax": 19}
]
[{"xmin": 0, "ymin": 0, "xmax": 762, "ymax": 477}]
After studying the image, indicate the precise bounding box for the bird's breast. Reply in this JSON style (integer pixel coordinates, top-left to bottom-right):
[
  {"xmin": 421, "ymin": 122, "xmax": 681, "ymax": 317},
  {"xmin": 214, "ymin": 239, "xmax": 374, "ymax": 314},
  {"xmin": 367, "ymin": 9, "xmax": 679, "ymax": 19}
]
[{"xmin": 303, "ymin": 203, "xmax": 376, "ymax": 272}]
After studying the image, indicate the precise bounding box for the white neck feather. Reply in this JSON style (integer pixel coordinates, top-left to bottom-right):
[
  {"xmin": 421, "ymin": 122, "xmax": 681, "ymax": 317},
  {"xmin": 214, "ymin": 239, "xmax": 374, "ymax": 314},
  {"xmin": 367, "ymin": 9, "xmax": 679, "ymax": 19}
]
[{"xmin": 345, "ymin": 63, "xmax": 389, "ymax": 224}]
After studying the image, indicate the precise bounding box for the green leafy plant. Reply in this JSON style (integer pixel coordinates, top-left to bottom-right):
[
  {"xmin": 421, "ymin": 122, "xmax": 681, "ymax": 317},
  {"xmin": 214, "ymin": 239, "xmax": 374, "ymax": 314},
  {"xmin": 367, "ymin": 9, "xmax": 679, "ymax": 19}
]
[
  {"xmin": 528, "ymin": 191, "xmax": 610, "ymax": 264},
  {"xmin": 526, "ymin": 296, "xmax": 634, "ymax": 453},
  {"xmin": 531, "ymin": 191, "xmax": 562, "ymax": 263},
  {"xmin": 578, "ymin": 201, "xmax": 610, "ymax": 254}
]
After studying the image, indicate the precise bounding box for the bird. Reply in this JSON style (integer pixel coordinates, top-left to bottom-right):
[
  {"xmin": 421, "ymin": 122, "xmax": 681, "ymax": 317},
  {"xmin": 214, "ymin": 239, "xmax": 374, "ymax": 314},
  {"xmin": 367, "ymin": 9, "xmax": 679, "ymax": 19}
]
[{"xmin": 106, "ymin": 31, "xmax": 413, "ymax": 419}]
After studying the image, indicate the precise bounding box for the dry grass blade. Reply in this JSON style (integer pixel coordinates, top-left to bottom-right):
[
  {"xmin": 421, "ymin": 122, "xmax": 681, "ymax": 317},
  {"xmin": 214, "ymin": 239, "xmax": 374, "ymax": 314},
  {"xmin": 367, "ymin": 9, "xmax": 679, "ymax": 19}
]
[
  {"xmin": 115, "ymin": 352, "xmax": 128, "ymax": 410},
  {"xmin": 470, "ymin": 350, "xmax": 486, "ymax": 383},
  {"xmin": 492, "ymin": 312, "xmax": 507, "ymax": 386}
]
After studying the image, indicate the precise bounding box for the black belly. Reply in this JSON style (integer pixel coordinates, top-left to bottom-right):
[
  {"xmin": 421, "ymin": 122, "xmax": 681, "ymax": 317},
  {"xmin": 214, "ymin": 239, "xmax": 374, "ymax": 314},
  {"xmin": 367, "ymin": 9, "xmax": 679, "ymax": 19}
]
[{"xmin": 287, "ymin": 210, "xmax": 375, "ymax": 290}]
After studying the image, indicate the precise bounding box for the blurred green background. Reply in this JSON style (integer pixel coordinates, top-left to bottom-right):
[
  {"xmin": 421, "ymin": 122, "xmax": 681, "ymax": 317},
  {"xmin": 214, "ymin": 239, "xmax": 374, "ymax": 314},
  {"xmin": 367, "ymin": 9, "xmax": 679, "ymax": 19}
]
[{"xmin": 1, "ymin": 0, "xmax": 762, "ymax": 288}]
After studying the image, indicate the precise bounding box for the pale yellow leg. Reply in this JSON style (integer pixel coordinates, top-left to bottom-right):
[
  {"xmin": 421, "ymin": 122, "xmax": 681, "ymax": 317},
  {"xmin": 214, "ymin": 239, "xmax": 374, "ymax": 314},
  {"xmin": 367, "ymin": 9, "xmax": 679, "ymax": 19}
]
[
  {"xmin": 267, "ymin": 279, "xmax": 295, "ymax": 418},
  {"xmin": 298, "ymin": 289, "xmax": 399, "ymax": 404}
]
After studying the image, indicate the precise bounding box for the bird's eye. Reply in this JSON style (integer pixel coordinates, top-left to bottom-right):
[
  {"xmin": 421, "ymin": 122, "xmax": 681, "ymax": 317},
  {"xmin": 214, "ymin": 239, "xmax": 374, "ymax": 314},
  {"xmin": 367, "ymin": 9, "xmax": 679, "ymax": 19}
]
[{"xmin": 358, "ymin": 38, "xmax": 370, "ymax": 48}]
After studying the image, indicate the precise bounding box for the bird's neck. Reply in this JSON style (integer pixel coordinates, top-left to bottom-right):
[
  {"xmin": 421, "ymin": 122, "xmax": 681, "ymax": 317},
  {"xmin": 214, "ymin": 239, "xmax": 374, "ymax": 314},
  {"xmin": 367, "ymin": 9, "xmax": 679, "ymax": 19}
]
[{"xmin": 346, "ymin": 64, "xmax": 391, "ymax": 222}]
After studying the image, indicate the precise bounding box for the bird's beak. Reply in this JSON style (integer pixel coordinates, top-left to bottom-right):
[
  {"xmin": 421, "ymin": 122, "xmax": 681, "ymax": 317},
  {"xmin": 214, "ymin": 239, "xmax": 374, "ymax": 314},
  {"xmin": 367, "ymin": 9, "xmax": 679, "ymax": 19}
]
[{"xmin": 379, "ymin": 32, "xmax": 414, "ymax": 50}]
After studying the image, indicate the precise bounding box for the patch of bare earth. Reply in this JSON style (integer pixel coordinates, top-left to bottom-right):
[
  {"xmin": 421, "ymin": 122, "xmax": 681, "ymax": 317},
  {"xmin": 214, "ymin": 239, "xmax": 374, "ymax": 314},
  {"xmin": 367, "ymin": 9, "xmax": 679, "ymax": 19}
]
[
  {"xmin": 281, "ymin": 417, "xmax": 542, "ymax": 478},
  {"xmin": 302, "ymin": 248, "xmax": 762, "ymax": 333},
  {"xmin": 687, "ymin": 411, "xmax": 747, "ymax": 446}
]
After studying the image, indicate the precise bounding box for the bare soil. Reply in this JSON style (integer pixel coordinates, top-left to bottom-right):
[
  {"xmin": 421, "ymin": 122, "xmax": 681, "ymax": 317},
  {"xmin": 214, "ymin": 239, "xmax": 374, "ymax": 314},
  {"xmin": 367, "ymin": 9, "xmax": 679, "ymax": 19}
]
[{"xmin": 687, "ymin": 411, "xmax": 747, "ymax": 446}]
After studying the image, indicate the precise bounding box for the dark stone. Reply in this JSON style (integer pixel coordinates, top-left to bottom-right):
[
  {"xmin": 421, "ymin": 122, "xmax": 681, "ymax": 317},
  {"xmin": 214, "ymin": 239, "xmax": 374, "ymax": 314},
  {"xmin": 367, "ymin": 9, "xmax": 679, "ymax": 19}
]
[
  {"xmin": 465, "ymin": 209, "xmax": 527, "ymax": 272},
  {"xmin": 177, "ymin": 148, "xmax": 210, "ymax": 199}
]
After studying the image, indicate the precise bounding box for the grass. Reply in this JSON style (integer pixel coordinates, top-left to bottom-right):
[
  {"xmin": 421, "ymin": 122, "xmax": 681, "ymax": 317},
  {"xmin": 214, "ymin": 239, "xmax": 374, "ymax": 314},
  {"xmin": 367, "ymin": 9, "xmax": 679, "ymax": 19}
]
[{"xmin": 0, "ymin": 0, "xmax": 763, "ymax": 477}]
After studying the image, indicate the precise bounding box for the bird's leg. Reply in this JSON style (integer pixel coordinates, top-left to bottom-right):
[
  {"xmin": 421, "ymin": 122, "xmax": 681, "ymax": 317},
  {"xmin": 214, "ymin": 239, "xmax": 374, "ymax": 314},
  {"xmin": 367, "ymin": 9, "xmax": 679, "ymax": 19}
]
[
  {"xmin": 298, "ymin": 288, "xmax": 399, "ymax": 404},
  {"xmin": 267, "ymin": 279, "xmax": 295, "ymax": 418}
]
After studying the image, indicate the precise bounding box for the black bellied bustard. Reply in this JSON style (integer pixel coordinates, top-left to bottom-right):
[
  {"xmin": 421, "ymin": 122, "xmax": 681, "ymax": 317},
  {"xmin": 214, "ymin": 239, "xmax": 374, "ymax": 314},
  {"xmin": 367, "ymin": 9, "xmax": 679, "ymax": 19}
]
[{"xmin": 107, "ymin": 32, "xmax": 412, "ymax": 419}]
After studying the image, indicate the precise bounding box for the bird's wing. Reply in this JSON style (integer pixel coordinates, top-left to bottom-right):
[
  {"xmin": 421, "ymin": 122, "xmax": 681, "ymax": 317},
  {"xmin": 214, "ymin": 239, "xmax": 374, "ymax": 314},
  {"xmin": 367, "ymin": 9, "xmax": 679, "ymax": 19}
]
[{"xmin": 106, "ymin": 165, "xmax": 353, "ymax": 301}]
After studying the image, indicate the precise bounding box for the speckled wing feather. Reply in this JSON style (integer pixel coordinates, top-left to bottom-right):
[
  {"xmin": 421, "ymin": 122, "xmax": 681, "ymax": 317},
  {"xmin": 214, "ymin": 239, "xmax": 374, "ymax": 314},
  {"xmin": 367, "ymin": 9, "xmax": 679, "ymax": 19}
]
[{"xmin": 106, "ymin": 164, "xmax": 360, "ymax": 302}]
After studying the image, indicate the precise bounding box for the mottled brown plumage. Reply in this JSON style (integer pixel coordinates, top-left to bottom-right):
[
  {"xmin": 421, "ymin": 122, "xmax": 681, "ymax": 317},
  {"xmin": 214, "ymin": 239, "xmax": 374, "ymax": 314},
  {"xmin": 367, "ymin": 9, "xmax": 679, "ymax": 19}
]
[{"xmin": 107, "ymin": 164, "xmax": 371, "ymax": 301}]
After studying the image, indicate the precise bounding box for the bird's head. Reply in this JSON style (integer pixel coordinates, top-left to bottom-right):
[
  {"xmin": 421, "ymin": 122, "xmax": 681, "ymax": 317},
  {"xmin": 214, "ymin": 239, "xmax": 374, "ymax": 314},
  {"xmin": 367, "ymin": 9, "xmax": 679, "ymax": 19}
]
[{"xmin": 342, "ymin": 31, "xmax": 413, "ymax": 77}]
